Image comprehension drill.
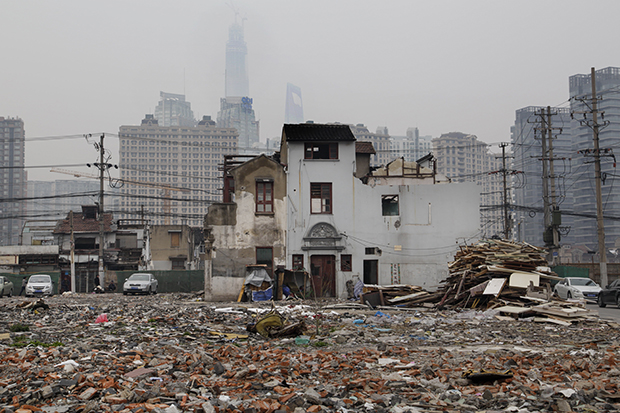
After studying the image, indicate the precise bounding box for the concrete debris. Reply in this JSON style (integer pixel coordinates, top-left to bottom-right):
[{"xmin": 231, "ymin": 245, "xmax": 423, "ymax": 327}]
[{"xmin": 0, "ymin": 292, "xmax": 618, "ymax": 413}]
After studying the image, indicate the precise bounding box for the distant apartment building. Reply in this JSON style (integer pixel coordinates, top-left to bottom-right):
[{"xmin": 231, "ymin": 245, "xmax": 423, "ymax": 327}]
[
  {"xmin": 0, "ymin": 117, "xmax": 26, "ymax": 246},
  {"xmin": 390, "ymin": 127, "xmax": 433, "ymax": 162},
  {"xmin": 154, "ymin": 91, "xmax": 196, "ymax": 127},
  {"xmin": 569, "ymin": 67, "xmax": 620, "ymax": 252},
  {"xmin": 117, "ymin": 114, "xmax": 238, "ymax": 227},
  {"xmin": 27, "ymin": 180, "xmax": 100, "ymax": 220},
  {"xmin": 433, "ymin": 132, "xmax": 504, "ymax": 239},
  {"xmin": 511, "ymin": 106, "xmax": 574, "ymax": 247},
  {"xmin": 349, "ymin": 124, "xmax": 392, "ymax": 166}
]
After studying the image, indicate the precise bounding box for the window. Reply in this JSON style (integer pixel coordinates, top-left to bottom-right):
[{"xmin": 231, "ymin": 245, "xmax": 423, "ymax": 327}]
[
  {"xmin": 170, "ymin": 232, "xmax": 180, "ymax": 248},
  {"xmin": 382, "ymin": 195, "xmax": 399, "ymax": 216},
  {"xmin": 256, "ymin": 247, "xmax": 273, "ymax": 276},
  {"xmin": 305, "ymin": 142, "xmax": 338, "ymax": 160},
  {"xmin": 256, "ymin": 180, "xmax": 273, "ymax": 213},
  {"xmin": 293, "ymin": 254, "xmax": 304, "ymax": 270},
  {"xmin": 311, "ymin": 183, "xmax": 332, "ymax": 214},
  {"xmin": 341, "ymin": 254, "xmax": 352, "ymax": 271},
  {"xmin": 171, "ymin": 259, "xmax": 185, "ymax": 270}
]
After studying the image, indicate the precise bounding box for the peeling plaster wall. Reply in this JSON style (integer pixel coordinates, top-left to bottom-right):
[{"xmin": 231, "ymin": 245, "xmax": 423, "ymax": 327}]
[{"xmin": 206, "ymin": 156, "xmax": 286, "ymax": 286}]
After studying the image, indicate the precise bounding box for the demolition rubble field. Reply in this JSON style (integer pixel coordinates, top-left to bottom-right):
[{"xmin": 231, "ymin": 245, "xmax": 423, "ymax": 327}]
[{"xmin": 1, "ymin": 293, "xmax": 620, "ymax": 413}]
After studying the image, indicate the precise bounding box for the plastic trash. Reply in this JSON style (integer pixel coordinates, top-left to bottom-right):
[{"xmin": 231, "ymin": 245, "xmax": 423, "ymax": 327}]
[
  {"xmin": 95, "ymin": 313, "xmax": 108, "ymax": 323},
  {"xmin": 375, "ymin": 311, "xmax": 390, "ymax": 318},
  {"xmin": 295, "ymin": 335, "xmax": 310, "ymax": 345}
]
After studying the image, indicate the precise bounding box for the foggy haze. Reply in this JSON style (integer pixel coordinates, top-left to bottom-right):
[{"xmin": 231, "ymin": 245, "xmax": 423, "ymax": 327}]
[{"xmin": 1, "ymin": 0, "xmax": 619, "ymax": 181}]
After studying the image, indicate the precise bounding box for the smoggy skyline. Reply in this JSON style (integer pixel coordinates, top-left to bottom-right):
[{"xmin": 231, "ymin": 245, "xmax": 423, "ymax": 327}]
[{"xmin": 1, "ymin": 0, "xmax": 620, "ymax": 180}]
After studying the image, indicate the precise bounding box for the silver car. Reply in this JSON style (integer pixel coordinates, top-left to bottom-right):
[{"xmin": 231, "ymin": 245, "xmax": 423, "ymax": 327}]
[
  {"xmin": 0, "ymin": 276, "xmax": 13, "ymax": 297},
  {"xmin": 123, "ymin": 273, "xmax": 158, "ymax": 295},
  {"xmin": 25, "ymin": 274, "xmax": 54, "ymax": 297},
  {"xmin": 554, "ymin": 277, "xmax": 602, "ymax": 302}
]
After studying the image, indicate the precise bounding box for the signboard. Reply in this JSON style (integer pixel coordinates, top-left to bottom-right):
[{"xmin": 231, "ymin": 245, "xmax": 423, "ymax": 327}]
[{"xmin": 0, "ymin": 256, "xmax": 18, "ymax": 265}]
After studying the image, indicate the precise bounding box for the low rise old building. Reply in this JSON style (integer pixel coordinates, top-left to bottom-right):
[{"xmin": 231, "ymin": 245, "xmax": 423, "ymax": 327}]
[{"xmin": 204, "ymin": 123, "xmax": 480, "ymax": 300}]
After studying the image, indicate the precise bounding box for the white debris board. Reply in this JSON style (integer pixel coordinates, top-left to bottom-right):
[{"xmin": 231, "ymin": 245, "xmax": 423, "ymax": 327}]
[
  {"xmin": 483, "ymin": 278, "xmax": 506, "ymax": 296},
  {"xmin": 509, "ymin": 272, "xmax": 539, "ymax": 289}
]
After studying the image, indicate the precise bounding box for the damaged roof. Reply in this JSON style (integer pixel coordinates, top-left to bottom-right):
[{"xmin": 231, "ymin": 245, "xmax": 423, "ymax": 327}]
[
  {"xmin": 53, "ymin": 212, "xmax": 114, "ymax": 234},
  {"xmin": 283, "ymin": 123, "xmax": 356, "ymax": 142}
]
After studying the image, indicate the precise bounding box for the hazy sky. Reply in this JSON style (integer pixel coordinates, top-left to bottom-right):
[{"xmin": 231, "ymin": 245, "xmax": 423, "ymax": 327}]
[{"xmin": 2, "ymin": 0, "xmax": 620, "ymax": 181}]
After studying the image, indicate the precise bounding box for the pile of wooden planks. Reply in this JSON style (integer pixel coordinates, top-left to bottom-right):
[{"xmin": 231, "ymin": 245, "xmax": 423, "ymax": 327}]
[{"xmin": 434, "ymin": 239, "xmax": 559, "ymax": 309}]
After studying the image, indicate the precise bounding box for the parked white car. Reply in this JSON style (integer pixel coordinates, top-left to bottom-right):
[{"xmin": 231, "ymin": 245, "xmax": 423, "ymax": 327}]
[
  {"xmin": 25, "ymin": 274, "xmax": 54, "ymax": 297},
  {"xmin": 123, "ymin": 273, "xmax": 158, "ymax": 295},
  {"xmin": 553, "ymin": 277, "xmax": 601, "ymax": 301}
]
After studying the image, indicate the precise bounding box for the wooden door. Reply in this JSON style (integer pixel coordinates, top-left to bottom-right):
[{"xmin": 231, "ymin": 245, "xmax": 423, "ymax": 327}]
[{"xmin": 310, "ymin": 255, "xmax": 336, "ymax": 297}]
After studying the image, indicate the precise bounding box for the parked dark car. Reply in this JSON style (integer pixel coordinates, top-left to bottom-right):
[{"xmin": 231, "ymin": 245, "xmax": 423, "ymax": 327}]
[{"xmin": 597, "ymin": 279, "xmax": 620, "ymax": 308}]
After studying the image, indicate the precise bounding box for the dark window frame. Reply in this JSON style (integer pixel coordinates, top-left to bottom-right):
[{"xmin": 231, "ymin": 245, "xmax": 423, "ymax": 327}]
[
  {"xmin": 256, "ymin": 247, "xmax": 274, "ymax": 276},
  {"xmin": 341, "ymin": 254, "xmax": 352, "ymax": 271},
  {"xmin": 310, "ymin": 183, "xmax": 332, "ymax": 214},
  {"xmin": 381, "ymin": 195, "xmax": 399, "ymax": 216},
  {"xmin": 256, "ymin": 180, "xmax": 274, "ymax": 214},
  {"xmin": 304, "ymin": 142, "xmax": 339, "ymax": 160}
]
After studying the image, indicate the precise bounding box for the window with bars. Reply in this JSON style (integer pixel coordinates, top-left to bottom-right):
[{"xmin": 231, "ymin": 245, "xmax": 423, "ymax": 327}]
[
  {"xmin": 310, "ymin": 183, "xmax": 332, "ymax": 214},
  {"xmin": 256, "ymin": 180, "xmax": 273, "ymax": 213},
  {"xmin": 341, "ymin": 254, "xmax": 352, "ymax": 271}
]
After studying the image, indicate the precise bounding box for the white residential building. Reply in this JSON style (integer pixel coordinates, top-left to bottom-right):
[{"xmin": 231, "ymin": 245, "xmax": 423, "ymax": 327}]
[{"xmin": 281, "ymin": 124, "xmax": 480, "ymax": 297}]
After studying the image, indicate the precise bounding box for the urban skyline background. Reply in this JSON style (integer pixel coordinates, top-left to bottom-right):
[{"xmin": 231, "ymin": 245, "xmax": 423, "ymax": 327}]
[{"xmin": 2, "ymin": 0, "xmax": 620, "ymax": 181}]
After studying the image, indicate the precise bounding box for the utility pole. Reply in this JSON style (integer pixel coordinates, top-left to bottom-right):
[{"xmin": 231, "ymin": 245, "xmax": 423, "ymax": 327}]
[
  {"xmin": 590, "ymin": 68, "xmax": 608, "ymax": 288},
  {"xmin": 500, "ymin": 143, "xmax": 511, "ymax": 239},
  {"xmin": 488, "ymin": 144, "xmax": 520, "ymax": 240},
  {"xmin": 98, "ymin": 134, "xmax": 105, "ymax": 287},
  {"xmin": 86, "ymin": 133, "xmax": 117, "ymax": 288},
  {"xmin": 546, "ymin": 106, "xmax": 560, "ymax": 250},
  {"xmin": 70, "ymin": 210, "xmax": 75, "ymax": 293},
  {"xmin": 572, "ymin": 68, "xmax": 613, "ymax": 287}
]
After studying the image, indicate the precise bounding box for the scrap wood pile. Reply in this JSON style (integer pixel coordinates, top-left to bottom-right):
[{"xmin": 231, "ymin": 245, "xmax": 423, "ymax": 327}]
[
  {"xmin": 437, "ymin": 238, "xmax": 556, "ymax": 309},
  {"xmin": 359, "ymin": 239, "xmax": 598, "ymax": 324}
]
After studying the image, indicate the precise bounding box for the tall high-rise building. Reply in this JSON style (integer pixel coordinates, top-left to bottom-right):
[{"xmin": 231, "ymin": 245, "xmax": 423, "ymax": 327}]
[
  {"xmin": 218, "ymin": 21, "xmax": 259, "ymax": 151},
  {"xmin": 285, "ymin": 83, "xmax": 304, "ymax": 124},
  {"xmin": 154, "ymin": 91, "xmax": 196, "ymax": 127},
  {"xmin": 0, "ymin": 117, "xmax": 26, "ymax": 246},
  {"xmin": 117, "ymin": 114, "xmax": 238, "ymax": 226},
  {"xmin": 390, "ymin": 127, "xmax": 433, "ymax": 162},
  {"xmin": 27, "ymin": 180, "xmax": 100, "ymax": 219},
  {"xmin": 225, "ymin": 22, "xmax": 249, "ymax": 97},
  {"xmin": 511, "ymin": 106, "xmax": 574, "ymax": 247},
  {"xmin": 433, "ymin": 132, "xmax": 504, "ymax": 239},
  {"xmin": 569, "ymin": 67, "xmax": 620, "ymax": 251},
  {"xmin": 217, "ymin": 96, "xmax": 259, "ymax": 152}
]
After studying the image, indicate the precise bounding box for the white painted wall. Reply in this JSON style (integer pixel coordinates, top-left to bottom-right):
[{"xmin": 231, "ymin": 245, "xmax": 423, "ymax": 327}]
[{"xmin": 286, "ymin": 140, "xmax": 480, "ymax": 297}]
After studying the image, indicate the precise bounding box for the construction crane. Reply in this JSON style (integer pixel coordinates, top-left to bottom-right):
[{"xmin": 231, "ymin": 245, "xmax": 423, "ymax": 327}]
[{"xmin": 50, "ymin": 168, "xmax": 190, "ymax": 225}]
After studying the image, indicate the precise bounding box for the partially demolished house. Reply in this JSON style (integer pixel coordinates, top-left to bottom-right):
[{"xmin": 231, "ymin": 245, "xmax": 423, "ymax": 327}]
[
  {"xmin": 205, "ymin": 154, "xmax": 287, "ymax": 300},
  {"xmin": 281, "ymin": 123, "xmax": 480, "ymax": 297},
  {"xmin": 205, "ymin": 124, "xmax": 480, "ymax": 300}
]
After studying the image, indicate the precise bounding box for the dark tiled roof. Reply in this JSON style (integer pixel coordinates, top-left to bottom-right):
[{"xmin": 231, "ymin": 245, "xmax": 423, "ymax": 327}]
[
  {"xmin": 53, "ymin": 213, "xmax": 114, "ymax": 234},
  {"xmin": 355, "ymin": 141, "xmax": 376, "ymax": 154},
  {"xmin": 283, "ymin": 124, "xmax": 356, "ymax": 142}
]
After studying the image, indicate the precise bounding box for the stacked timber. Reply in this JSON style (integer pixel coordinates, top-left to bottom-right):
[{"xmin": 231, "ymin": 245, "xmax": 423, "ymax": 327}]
[{"xmin": 434, "ymin": 239, "xmax": 557, "ymax": 309}]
